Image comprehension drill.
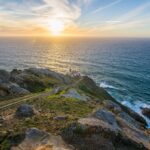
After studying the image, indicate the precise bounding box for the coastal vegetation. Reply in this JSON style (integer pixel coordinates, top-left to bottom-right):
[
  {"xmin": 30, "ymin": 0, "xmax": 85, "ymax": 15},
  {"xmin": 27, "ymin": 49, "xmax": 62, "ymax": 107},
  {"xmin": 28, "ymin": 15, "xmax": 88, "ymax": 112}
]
[{"xmin": 0, "ymin": 68, "xmax": 150, "ymax": 150}]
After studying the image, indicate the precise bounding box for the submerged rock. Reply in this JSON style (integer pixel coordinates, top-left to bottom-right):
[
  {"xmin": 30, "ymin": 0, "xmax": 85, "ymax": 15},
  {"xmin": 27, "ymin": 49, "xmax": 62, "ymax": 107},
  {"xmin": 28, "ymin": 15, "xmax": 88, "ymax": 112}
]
[
  {"xmin": 141, "ymin": 107, "xmax": 150, "ymax": 119},
  {"xmin": 15, "ymin": 104, "xmax": 37, "ymax": 118}
]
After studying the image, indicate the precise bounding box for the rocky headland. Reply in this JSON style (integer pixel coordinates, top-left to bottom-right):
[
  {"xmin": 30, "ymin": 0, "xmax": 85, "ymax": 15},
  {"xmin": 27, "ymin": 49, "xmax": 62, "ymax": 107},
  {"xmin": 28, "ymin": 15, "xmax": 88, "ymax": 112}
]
[{"xmin": 0, "ymin": 68, "xmax": 150, "ymax": 150}]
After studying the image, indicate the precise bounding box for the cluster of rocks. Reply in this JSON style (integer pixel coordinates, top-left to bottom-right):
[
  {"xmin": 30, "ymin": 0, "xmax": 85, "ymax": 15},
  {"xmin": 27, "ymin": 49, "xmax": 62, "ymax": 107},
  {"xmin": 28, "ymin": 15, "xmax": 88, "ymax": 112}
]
[
  {"xmin": 62, "ymin": 100, "xmax": 150, "ymax": 150},
  {"xmin": 1, "ymin": 68, "xmax": 150, "ymax": 150},
  {"xmin": 0, "ymin": 70, "xmax": 29, "ymax": 96},
  {"xmin": 12, "ymin": 102, "xmax": 150, "ymax": 149},
  {"xmin": 0, "ymin": 68, "xmax": 71, "ymax": 97},
  {"xmin": 10, "ymin": 100, "xmax": 150, "ymax": 150}
]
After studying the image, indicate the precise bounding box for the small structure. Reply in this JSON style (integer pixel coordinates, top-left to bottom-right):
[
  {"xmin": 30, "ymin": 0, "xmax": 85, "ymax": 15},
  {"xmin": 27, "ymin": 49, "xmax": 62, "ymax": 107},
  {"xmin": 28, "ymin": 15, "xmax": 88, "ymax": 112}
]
[{"xmin": 69, "ymin": 68, "xmax": 82, "ymax": 78}]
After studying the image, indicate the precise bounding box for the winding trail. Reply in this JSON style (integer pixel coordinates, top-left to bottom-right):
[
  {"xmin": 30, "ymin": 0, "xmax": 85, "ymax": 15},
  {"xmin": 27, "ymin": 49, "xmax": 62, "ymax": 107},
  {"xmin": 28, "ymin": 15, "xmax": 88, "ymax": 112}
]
[
  {"xmin": 0, "ymin": 93, "xmax": 40, "ymax": 112},
  {"xmin": 0, "ymin": 77, "xmax": 83, "ymax": 113}
]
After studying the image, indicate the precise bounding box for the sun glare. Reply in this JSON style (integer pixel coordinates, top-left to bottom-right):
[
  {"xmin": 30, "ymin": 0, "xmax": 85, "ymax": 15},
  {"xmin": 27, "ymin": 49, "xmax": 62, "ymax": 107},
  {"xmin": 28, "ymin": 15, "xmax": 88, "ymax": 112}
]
[{"xmin": 49, "ymin": 20, "xmax": 64, "ymax": 36}]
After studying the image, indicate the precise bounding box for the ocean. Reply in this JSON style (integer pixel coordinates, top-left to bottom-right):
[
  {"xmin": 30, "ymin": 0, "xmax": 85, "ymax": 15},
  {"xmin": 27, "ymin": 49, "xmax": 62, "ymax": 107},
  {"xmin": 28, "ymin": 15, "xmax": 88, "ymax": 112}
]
[{"xmin": 0, "ymin": 37, "xmax": 150, "ymax": 125}]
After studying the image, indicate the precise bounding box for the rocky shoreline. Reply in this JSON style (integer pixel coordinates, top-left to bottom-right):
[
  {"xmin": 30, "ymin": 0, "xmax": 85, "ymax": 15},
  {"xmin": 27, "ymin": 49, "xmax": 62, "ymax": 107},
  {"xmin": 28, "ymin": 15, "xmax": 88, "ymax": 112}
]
[{"xmin": 0, "ymin": 68, "xmax": 150, "ymax": 150}]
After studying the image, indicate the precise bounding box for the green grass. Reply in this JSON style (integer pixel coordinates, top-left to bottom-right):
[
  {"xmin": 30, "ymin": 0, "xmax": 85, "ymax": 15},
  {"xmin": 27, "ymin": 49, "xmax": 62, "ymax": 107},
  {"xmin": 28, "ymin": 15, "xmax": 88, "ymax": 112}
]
[
  {"xmin": 0, "ymin": 85, "xmax": 103, "ymax": 149},
  {"xmin": 46, "ymin": 96, "xmax": 92, "ymax": 116}
]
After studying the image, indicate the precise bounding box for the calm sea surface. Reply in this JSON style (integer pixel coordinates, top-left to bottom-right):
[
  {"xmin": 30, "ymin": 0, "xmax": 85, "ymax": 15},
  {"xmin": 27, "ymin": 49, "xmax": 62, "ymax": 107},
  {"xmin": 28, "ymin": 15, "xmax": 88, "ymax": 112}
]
[{"xmin": 0, "ymin": 37, "xmax": 150, "ymax": 123}]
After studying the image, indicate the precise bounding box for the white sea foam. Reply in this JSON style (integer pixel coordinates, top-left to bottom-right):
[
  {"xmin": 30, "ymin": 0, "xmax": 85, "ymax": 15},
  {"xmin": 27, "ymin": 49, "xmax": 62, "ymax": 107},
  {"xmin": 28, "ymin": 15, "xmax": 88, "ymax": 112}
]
[
  {"xmin": 121, "ymin": 100, "xmax": 150, "ymax": 128},
  {"xmin": 100, "ymin": 81, "xmax": 118, "ymax": 89}
]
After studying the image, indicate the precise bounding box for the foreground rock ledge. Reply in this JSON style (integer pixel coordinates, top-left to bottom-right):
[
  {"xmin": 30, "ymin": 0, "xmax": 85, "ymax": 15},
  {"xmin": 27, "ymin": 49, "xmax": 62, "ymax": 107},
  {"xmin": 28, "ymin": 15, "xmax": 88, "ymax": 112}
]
[
  {"xmin": 11, "ymin": 128, "xmax": 74, "ymax": 150},
  {"xmin": 0, "ymin": 68, "xmax": 150, "ymax": 150}
]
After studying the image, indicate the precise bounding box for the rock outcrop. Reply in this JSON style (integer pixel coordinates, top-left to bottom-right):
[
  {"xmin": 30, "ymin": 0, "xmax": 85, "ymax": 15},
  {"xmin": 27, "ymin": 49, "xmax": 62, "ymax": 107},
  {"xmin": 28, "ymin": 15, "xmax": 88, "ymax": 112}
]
[
  {"xmin": 0, "ymin": 68, "xmax": 150, "ymax": 150},
  {"xmin": 11, "ymin": 128, "xmax": 74, "ymax": 150},
  {"xmin": 0, "ymin": 68, "xmax": 72, "ymax": 97},
  {"xmin": 76, "ymin": 76, "xmax": 115, "ymax": 100},
  {"xmin": 62, "ymin": 104, "xmax": 150, "ymax": 150}
]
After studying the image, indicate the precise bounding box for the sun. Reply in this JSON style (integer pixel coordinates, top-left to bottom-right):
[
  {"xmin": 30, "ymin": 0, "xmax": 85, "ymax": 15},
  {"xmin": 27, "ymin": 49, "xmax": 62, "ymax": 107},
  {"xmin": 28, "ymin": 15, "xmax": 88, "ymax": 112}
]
[{"xmin": 49, "ymin": 20, "xmax": 64, "ymax": 36}]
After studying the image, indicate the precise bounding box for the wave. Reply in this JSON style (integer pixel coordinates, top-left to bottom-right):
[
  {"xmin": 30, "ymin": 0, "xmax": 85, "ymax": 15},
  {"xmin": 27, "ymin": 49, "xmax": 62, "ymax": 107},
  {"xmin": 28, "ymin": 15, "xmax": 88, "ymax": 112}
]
[
  {"xmin": 100, "ymin": 81, "xmax": 119, "ymax": 90},
  {"xmin": 99, "ymin": 80, "xmax": 150, "ymax": 128},
  {"xmin": 121, "ymin": 100, "xmax": 150, "ymax": 128}
]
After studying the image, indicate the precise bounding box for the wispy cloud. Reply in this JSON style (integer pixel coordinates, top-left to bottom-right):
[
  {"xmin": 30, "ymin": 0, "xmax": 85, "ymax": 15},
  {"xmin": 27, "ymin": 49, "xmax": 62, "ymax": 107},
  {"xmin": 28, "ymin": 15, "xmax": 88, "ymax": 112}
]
[
  {"xmin": 0, "ymin": 0, "xmax": 82, "ymax": 33},
  {"xmin": 88, "ymin": 2, "xmax": 150, "ymax": 31},
  {"xmin": 117, "ymin": 1, "xmax": 150, "ymax": 22},
  {"xmin": 91, "ymin": 0, "xmax": 123, "ymax": 15}
]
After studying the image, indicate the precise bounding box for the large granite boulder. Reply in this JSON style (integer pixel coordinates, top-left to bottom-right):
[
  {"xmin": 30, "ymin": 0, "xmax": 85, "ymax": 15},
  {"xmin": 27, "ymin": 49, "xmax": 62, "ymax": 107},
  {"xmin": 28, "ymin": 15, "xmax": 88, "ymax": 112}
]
[
  {"xmin": 15, "ymin": 104, "xmax": 37, "ymax": 118},
  {"xmin": 62, "ymin": 108, "xmax": 150, "ymax": 150},
  {"xmin": 103, "ymin": 100, "xmax": 147, "ymax": 129},
  {"xmin": 92, "ymin": 109, "xmax": 120, "ymax": 132},
  {"xmin": 141, "ymin": 107, "xmax": 150, "ymax": 119},
  {"xmin": 11, "ymin": 128, "xmax": 74, "ymax": 150},
  {"xmin": 123, "ymin": 106, "xmax": 147, "ymax": 127}
]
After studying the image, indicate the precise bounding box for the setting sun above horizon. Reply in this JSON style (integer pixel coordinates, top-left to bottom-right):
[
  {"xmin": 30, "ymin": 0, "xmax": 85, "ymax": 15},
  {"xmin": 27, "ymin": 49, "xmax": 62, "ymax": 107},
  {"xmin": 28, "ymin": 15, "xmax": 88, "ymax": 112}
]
[
  {"xmin": 49, "ymin": 20, "xmax": 65, "ymax": 36},
  {"xmin": 0, "ymin": 0, "xmax": 150, "ymax": 37}
]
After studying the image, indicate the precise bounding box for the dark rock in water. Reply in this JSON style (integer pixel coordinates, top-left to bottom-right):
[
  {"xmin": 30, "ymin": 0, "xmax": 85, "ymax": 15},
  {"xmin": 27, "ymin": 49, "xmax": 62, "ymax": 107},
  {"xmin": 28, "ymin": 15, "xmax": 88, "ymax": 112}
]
[
  {"xmin": 15, "ymin": 104, "xmax": 37, "ymax": 118},
  {"xmin": 141, "ymin": 107, "xmax": 150, "ymax": 119},
  {"xmin": 0, "ymin": 70, "xmax": 10, "ymax": 82},
  {"xmin": 123, "ymin": 106, "xmax": 147, "ymax": 127}
]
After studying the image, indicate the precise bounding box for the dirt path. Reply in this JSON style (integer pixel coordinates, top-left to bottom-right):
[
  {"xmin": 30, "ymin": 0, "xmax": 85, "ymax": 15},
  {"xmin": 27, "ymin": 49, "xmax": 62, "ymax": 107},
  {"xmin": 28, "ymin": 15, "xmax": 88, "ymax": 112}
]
[
  {"xmin": 0, "ymin": 93, "xmax": 41, "ymax": 112},
  {"xmin": 0, "ymin": 77, "xmax": 83, "ymax": 113}
]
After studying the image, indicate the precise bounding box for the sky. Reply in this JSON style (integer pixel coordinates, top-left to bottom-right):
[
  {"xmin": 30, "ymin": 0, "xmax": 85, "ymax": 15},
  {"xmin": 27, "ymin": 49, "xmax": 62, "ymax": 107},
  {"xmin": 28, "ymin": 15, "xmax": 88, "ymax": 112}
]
[{"xmin": 0, "ymin": 0, "xmax": 150, "ymax": 37}]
